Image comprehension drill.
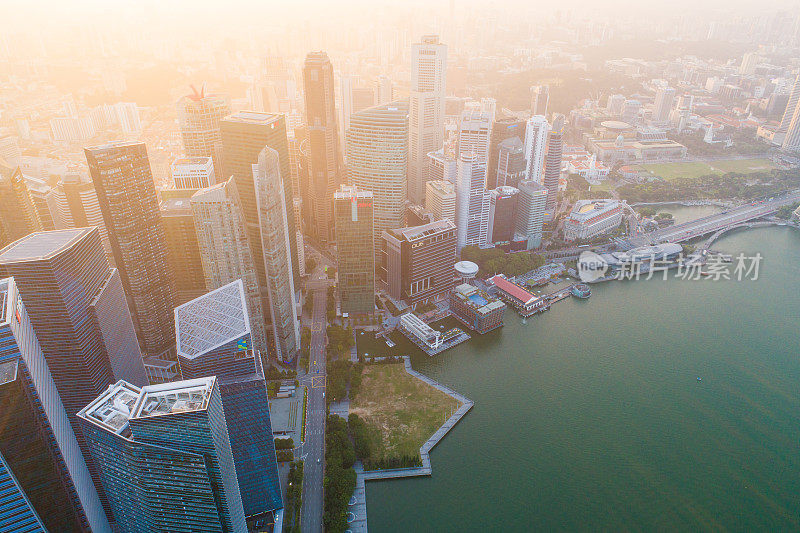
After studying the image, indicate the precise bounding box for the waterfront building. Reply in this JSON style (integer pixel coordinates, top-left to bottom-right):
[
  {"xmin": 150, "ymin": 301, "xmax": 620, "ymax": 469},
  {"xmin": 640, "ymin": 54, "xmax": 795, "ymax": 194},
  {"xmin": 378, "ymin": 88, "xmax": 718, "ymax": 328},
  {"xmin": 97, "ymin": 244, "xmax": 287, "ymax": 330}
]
[
  {"xmin": 160, "ymin": 196, "xmax": 207, "ymax": 305},
  {"xmin": 449, "ymin": 283, "xmax": 506, "ymax": 334},
  {"xmin": 408, "ymin": 35, "xmax": 447, "ymax": 204},
  {"xmin": 542, "ymin": 114, "xmax": 565, "ymax": 215},
  {"xmin": 399, "ymin": 313, "xmax": 442, "ymax": 349},
  {"xmin": 334, "ymin": 186, "xmax": 375, "ymax": 315},
  {"xmin": 302, "ymin": 52, "xmax": 342, "ymax": 242},
  {"xmin": 455, "ymin": 153, "xmax": 490, "ymax": 249},
  {"xmin": 488, "ymin": 274, "xmax": 547, "ymax": 317},
  {"xmin": 346, "ymin": 102, "xmax": 408, "ymax": 252},
  {"xmin": 253, "ymin": 147, "xmax": 300, "ymax": 361},
  {"xmin": 487, "ymin": 186, "xmax": 520, "ymax": 245},
  {"xmin": 190, "ymin": 179, "xmax": 268, "ymax": 356},
  {"xmin": 171, "ymin": 157, "xmax": 215, "ymax": 189},
  {"xmin": 177, "ymin": 89, "xmax": 231, "ymax": 181},
  {"xmin": 563, "ymin": 199, "xmax": 623, "ymax": 242},
  {"xmin": 78, "ymin": 378, "xmax": 247, "ymax": 533},
  {"xmin": 425, "ymin": 180, "xmax": 457, "ymax": 223},
  {"xmin": 530, "ymin": 85, "xmax": 549, "ymax": 117},
  {"xmin": 495, "ymin": 137, "xmax": 526, "ymax": 188},
  {"xmin": 653, "ymin": 87, "xmax": 675, "ymax": 124},
  {"xmin": 220, "ymin": 110, "xmax": 299, "ymax": 286},
  {"xmin": 523, "ymin": 115, "xmax": 549, "ymax": 183},
  {"xmin": 0, "ymin": 160, "xmax": 40, "ymax": 248},
  {"xmin": 381, "ymin": 219, "xmax": 457, "ymax": 306},
  {"xmin": 175, "ymin": 281, "xmax": 282, "ymax": 519},
  {"xmin": 85, "ymin": 141, "xmax": 175, "ymax": 357},
  {"xmin": 428, "ymin": 148, "xmax": 457, "ymax": 184},
  {"xmin": 487, "ymin": 119, "xmax": 525, "ymax": 189},
  {"xmin": 0, "ymin": 277, "xmax": 111, "ymax": 533},
  {"xmin": 515, "ymin": 180, "xmax": 548, "ymax": 250}
]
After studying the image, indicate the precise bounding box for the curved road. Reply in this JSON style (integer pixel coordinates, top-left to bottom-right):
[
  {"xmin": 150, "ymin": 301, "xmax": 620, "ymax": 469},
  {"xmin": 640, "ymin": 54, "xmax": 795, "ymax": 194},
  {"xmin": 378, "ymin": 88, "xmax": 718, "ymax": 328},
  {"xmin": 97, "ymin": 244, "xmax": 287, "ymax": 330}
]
[{"xmin": 300, "ymin": 289, "xmax": 328, "ymax": 532}]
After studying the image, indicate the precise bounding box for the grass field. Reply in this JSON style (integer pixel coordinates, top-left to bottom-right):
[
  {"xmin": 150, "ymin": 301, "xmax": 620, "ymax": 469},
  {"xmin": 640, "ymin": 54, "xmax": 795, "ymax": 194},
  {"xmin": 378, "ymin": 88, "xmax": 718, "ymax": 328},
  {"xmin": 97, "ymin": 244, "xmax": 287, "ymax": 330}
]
[
  {"xmin": 638, "ymin": 158, "xmax": 776, "ymax": 181},
  {"xmin": 350, "ymin": 363, "xmax": 460, "ymax": 460}
]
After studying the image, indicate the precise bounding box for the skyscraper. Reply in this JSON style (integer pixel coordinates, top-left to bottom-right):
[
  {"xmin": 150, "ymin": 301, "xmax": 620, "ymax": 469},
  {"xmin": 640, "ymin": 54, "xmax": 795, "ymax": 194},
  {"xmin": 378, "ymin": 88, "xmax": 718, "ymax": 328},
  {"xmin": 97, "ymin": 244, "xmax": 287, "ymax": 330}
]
[
  {"xmin": 253, "ymin": 147, "xmax": 300, "ymax": 361},
  {"xmin": 190, "ymin": 179, "xmax": 268, "ymax": 356},
  {"xmin": 523, "ymin": 115, "xmax": 550, "ymax": 183},
  {"xmin": 303, "ymin": 52, "xmax": 342, "ymax": 242},
  {"xmin": 487, "ymin": 118, "xmax": 525, "ymax": 189},
  {"xmin": 408, "ymin": 35, "xmax": 447, "ymax": 204},
  {"xmin": 653, "ymin": 87, "xmax": 675, "ymax": 123},
  {"xmin": 495, "ymin": 137, "xmax": 526, "ymax": 188},
  {"xmin": 778, "ymin": 73, "xmax": 800, "ymax": 135},
  {"xmin": 177, "ymin": 89, "xmax": 231, "ymax": 181},
  {"xmin": 425, "ymin": 180, "xmax": 457, "ymax": 223},
  {"xmin": 530, "ymin": 85, "xmax": 550, "ymax": 117},
  {"xmin": 221, "ymin": 111, "xmax": 299, "ymax": 286},
  {"xmin": 346, "ymin": 101, "xmax": 408, "ymax": 251},
  {"xmin": 85, "ymin": 141, "xmax": 175, "ymax": 357},
  {"xmin": 457, "ymin": 109, "xmax": 492, "ymax": 162},
  {"xmin": 174, "ymin": 281, "xmax": 282, "ymax": 520},
  {"xmin": 0, "ymin": 160, "xmax": 40, "ymax": 248},
  {"xmin": 487, "ymin": 186, "xmax": 520, "ymax": 245},
  {"xmin": 455, "ymin": 152, "xmax": 490, "ymax": 250},
  {"xmin": 171, "ymin": 157, "xmax": 215, "ymax": 189},
  {"xmin": 781, "ymin": 74, "xmax": 800, "ymax": 151},
  {"xmin": 542, "ymin": 114, "xmax": 565, "ymax": 215},
  {"xmin": 0, "ymin": 277, "xmax": 111, "ymax": 533},
  {"xmin": 334, "ymin": 185, "xmax": 375, "ymax": 315},
  {"xmin": 78, "ymin": 378, "xmax": 247, "ymax": 533},
  {"xmin": 515, "ymin": 180, "xmax": 548, "ymax": 250},
  {"xmin": 381, "ymin": 219, "xmax": 457, "ymax": 306},
  {"xmin": 52, "ymin": 171, "xmax": 111, "ymax": 257},
  {"xmin": 160, "ymin": 196, "xmax": 207, "ymax": 305}
]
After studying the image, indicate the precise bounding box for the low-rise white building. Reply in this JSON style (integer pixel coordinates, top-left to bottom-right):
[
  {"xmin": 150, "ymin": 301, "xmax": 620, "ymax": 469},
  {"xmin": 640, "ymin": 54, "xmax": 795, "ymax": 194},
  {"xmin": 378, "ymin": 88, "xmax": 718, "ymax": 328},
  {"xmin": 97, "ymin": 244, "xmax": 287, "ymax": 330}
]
[{"xmin": 563, "ymin": 199, "xmax": 623, "ymax": 242}]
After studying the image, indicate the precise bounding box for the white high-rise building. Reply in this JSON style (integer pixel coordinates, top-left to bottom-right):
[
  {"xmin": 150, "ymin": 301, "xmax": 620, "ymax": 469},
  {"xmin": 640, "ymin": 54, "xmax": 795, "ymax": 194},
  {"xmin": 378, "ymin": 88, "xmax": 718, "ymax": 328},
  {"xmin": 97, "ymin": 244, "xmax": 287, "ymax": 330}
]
[
  {"xmin": 523, "ymin": 115, "xmax": 550, "ymax": 183},
  {"xmin": 114, "ymin": 103, "xmax": 141, "ymax": 135},
  {"xmin": 377, "ymin": 75, "xmax": 393, "ymax": 104},
  {"xmin": 171, "ymin": 157, "xmax": 215, "ymax": 189},
  {"xmin": 253, "ymin": 147, "xmax": 300, "ymax": 361},
  {"xmin": 425, "ymin": 180, "xmax": 456, "ymax": 223},
  {"xmin": 778, "ymin": 73, "xmax": 800, "ymax": 136},
  {"xmin": 338, "ymin": 74, "xmax": 353, "ymax": 162},
  {"xmin": 428, "ymin": 149, "xmax": 457, "ymax": 184},
  {"xmin": 455, "ymin": 153, "xmax": 490, "ymax": 250},
  {"xmin": 515, "ymin": 180, "xmax": 548, "ymax": 250},
  {"xmin": 408, "ymin": 35, "xmax": 447, "ymax": 204},
  {"xmin": 653, "ymin": 87, "xmax": 675, "ymax": 123},
  {"xmin": 457, "ymin": 110, "xmax": 492, "ymax": 162},
  {"xmin": 190, "ymin": 178, "xmax": 268, "ymax": 355}
]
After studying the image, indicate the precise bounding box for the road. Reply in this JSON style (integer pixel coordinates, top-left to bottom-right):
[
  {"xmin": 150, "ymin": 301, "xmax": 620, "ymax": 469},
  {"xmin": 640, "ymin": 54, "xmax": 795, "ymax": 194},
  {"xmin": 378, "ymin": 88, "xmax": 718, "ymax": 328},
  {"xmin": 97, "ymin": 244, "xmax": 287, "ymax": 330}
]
[{"xmin": 299, "ymin": 289, "xmax": 328, "ymax": 533}]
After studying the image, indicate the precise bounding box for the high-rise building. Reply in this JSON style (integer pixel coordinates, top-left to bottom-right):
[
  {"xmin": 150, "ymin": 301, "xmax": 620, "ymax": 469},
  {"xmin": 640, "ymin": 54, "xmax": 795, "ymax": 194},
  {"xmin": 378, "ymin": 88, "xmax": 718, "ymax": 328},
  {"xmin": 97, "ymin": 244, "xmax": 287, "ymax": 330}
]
[
  {"xmin": 408, "ymin": 35, "xmax": 447, "ymax": 204},
  {"xmin": 52, "ymin": 171, "xmax": 111, "ymax": 256},
  {"xmin": 376, "ymin": 75, "xmax": 393, "ymax": 104},
  {"xmin": 253, "ymin": 147, "xmax": 300, "ymax": 361},
  {"xmin": 515, "ymin": 180, "xmax": 548, "ymax": 249},
  {"xmin": 85, "ymin": 141, "xmax": 175, "ymax": 357},
  {"xmin": 653, "ymin": 87, "xmax": 675, "ymax": 123},
  {"xmin": 495, "ymin": 137, "xmax": 526, "ymax": 188},
  {"xmin": 160, "ymin": 196, "xmax": 206, "ymax": 305},
  {"xmin": 487, "ymin": 186, "xmax": 520, "ymax": 245},
  {"xmin": 428, "ymin": 148, "xmax": 457, "ymax": 184},
  {"xmin": 346, "ymin": 102, "xmax": 408, "ymax": 251},
  {"xmin": 174, "ymin": 281, "xmax": 282, "ymax": 520},
  {"xmin": 530, "ymin": 85, "xmax": 549, "ymax": 117},
  {"xmin": 303, "ymin": 52, "xmax": 342, "ymax": 242},
  {"xmin": 523, "ymin": 115, "xmax": 550, "ymax": 183},
  {"xmin": 621, "ymin": 99, "xmax": 641, "ymax": 125},
  {"xmin": 190, "ymin": 179, "xmax": 268, "ymax": 356},
  {"xmin": 457, "ymin": 110, "xmax": 492, "ymax": 167},
  {"xmin": 24, "ymin": 178, "xmax": 60, "ymax": 231},
  {"xmin": 220, "ymin": 111, "xmax": 299, "ymax": 287},
  {"xmin": 425, "ymin": 179, "xmax": 456, "ymax": 223},
  {"xmin": 334, "ymin": 186, "xmax": 375, "ymax": 315},
  {"xmin": 542, "ymin": 114, "xmax": 565, "ymax": 215},
  {"xmin": 0, "ymin": 277, "xmax": 111, "ymax": 533},
  {"xmin": 778, "ymin": 73, "xmax": 800, "ymax": 135},
  {"xmin": 171, "ymin": 157, "xmax": 215, "ymax": 189},
  {"xmin": 455, "ymin": 152, "xmax": 490, "ymax": 249},
  {"xmin": 606, "ymin": 94, "xmax": 625, "ymax": 115},
  {"xmin": 381, "ymin": 219, "xmax": 457, "ymax": 306},
  {"xmin": 781, "ymin": 74, "xmax": 800, "ymax": 151},
  {"xmin": 177, "ymin": 89, "xmax": 231, "ymax": 181},
  {"xmin": 487, "ymin": 118, "xmax": 525, "ymax": 189},
  {"xmin": 0, "ymin": 161, "xmax": 40, "ymax": 248},
  {"xmin": 78, "ymin": 378, "xmax": 247, "ymax": 533},
  {"xmin": 739, "ymin": 52, "xmax": 760, "ymax": 75}
]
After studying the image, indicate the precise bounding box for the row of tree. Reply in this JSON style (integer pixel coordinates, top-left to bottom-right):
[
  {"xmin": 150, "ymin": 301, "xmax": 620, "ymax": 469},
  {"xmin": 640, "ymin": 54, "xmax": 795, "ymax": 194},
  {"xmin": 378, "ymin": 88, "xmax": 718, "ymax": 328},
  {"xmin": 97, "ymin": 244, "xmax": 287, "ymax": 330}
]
[
  {"xmin": 461, "ymin": 245, "xmax": 546, "ymax": 278},
  {"xmin": 283, "ymin": 460, "xmax": 303, "ymax": 533},
  {"xmin": 326, "ymin": 360, "xmax": 363, "ymax": 408},
  {"xmin": 323, "ymin": 415, "xmax": 357, "ymax": 533}
]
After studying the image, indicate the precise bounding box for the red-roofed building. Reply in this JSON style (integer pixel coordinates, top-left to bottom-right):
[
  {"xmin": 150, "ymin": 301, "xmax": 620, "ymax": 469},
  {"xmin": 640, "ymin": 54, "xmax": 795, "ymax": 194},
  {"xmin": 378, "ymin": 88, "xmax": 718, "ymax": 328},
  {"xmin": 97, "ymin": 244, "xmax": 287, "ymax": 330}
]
[{"xmin": 488, "ymin": 274, "xmax": 547, "ymax": 317}]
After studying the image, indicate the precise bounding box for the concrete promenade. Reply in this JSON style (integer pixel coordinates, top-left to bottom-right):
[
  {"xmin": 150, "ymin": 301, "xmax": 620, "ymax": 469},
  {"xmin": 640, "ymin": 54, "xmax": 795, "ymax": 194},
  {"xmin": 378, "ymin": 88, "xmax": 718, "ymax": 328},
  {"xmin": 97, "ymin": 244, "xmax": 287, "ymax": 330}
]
[{"xmin": 344, "ymin": 356, "xmax": 473, "ymax": 532}]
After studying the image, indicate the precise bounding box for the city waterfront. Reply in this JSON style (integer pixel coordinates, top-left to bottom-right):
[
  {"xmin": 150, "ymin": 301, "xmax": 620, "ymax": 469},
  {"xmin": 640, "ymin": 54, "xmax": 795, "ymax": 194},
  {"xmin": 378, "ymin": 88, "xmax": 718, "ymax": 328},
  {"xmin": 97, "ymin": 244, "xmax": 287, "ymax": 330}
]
[{"xmin": 366, "ymin": 227, "xmax": 800, "ymax": 531}]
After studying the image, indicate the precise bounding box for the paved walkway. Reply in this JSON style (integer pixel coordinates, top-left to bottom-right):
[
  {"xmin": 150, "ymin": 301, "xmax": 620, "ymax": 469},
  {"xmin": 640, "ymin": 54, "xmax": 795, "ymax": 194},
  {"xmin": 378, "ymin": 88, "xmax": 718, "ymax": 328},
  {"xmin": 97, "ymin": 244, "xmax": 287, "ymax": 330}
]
[{"xmin": 346, "ymin": 356, "xmax": 474, "ymax": 531}]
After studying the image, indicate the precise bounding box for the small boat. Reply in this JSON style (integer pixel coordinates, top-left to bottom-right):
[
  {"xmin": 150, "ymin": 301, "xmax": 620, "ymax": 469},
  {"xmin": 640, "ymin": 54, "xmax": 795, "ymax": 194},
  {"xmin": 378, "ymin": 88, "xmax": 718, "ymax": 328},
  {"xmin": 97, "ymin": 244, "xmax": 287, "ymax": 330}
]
[{"xmin": 697, "ymin": 377, "xmax": 702, "ymax": 382}]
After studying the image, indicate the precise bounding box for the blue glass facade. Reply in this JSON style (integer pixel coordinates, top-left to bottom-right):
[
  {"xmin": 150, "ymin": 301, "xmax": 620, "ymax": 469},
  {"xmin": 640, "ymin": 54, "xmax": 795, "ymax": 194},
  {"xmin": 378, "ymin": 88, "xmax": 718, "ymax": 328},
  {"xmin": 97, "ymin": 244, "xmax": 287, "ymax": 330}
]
[{"xmin": 0, "ymin": 450, "xmax": 46, "ymax": 533}]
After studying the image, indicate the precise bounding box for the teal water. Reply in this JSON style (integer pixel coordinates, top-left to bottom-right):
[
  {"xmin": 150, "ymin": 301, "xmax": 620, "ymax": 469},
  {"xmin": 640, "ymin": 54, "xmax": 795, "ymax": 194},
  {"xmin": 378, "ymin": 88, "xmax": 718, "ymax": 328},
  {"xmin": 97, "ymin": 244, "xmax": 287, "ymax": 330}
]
[{"xmin": 366, "ymin": 227, "xmax": 800, "ymax": 531}]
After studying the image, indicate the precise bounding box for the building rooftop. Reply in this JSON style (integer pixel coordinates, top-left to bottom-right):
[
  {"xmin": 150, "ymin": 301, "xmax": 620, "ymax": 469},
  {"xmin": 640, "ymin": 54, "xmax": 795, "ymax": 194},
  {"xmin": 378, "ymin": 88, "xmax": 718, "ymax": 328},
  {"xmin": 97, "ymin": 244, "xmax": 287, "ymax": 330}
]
[
  {"xmin": 0, "ymin": 228, "xmax": 89, "ymax": 263},
  {"xmin": 160, "ymin": 198, "xmax": 193, "ymax": 214},
  {"xmin": 175, "ymin": 280, "xmax": 250, "ymax": 359},
  {"xmin": 394, "ymin": 219, "xmax": 456, "ymax": 242},
  {"xmin": 134, "ymin": 378, "xmax": 214, "ymax": 419},
  {"xmin": 78, "ymin": 381, "xmax": 142, "ymax": 435},
  {"xmin": 489, "ymin": 275, "xmax": 540, "ymax": 306},
  {"xmin": 0, "ymin": 359, "xmax": 18, "ymax": 386},
  {"xmin": 172, "ymin": 157, "xmax": 212, "ymax": 166},
  {"xmin": 224, "ymin": 111, "xmax": 281, "ymax": 125}
]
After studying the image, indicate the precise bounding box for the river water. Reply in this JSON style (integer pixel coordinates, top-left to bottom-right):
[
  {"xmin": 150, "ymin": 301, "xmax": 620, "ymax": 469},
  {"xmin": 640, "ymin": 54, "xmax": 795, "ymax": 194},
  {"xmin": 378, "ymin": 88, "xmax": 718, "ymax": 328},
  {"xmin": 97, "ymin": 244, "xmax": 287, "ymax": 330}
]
[{"xmin": 366, "ymin": 225, "xmax": 800, "ymax": 531}]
